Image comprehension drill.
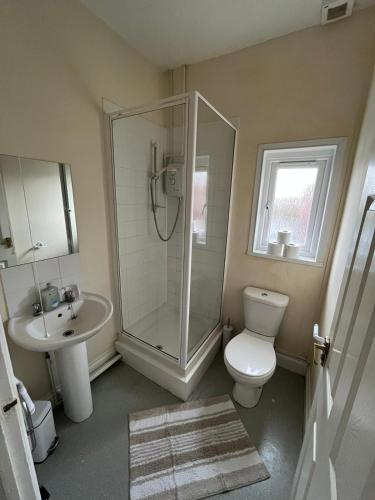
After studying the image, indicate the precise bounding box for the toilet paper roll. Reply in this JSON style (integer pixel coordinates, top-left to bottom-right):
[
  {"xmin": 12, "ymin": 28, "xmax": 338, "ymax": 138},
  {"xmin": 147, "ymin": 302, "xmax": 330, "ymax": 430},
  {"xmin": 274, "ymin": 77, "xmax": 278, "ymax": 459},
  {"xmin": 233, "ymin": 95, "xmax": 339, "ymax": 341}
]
[
  {"xmin": 267, "ymin": 241, "xmax": 284, "ymax": 257},
  {"xmin": 277, "ymin": 230, "xmax": 292, "ymax": 245},
  {"xmin": 284, "ymin": 243, "xmax": 300, "ymax": 259}
]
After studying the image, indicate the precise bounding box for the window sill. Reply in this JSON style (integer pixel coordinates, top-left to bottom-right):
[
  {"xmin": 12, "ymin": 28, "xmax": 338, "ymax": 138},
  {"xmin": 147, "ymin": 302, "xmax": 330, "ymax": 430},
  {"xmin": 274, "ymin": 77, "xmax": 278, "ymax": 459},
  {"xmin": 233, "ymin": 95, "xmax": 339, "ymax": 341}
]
[{"xmin": 248, "ymin": 250, "xmax": 324, "ymax": 267}]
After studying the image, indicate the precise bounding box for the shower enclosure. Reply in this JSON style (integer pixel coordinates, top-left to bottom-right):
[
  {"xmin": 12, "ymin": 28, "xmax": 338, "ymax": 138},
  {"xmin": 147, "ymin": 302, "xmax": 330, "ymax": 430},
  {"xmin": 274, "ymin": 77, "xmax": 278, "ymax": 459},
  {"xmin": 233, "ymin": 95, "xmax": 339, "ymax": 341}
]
[{"xmin": 107, "ymin": 92, "xmax": 236, "ymax": 398}]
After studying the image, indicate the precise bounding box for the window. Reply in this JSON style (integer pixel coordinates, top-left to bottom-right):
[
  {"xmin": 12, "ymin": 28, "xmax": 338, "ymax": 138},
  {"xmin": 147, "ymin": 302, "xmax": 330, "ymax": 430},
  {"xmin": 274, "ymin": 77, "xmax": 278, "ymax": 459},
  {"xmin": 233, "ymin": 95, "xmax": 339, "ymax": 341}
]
[
  {"xmin": 249, "ymin": 139, "xmax": 346, "ymax": 264},
  {"xmin": 192, "ymin": 156, "xmax": 209, "ymax": 245}
]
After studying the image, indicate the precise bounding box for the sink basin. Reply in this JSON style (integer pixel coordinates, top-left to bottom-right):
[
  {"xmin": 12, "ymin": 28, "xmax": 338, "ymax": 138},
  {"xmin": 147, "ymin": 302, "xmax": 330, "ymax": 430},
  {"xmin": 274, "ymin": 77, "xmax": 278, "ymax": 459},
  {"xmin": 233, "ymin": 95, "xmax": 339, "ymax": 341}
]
[
  {"xmin": 9, "ymin": 292, "xmax": 113, "ymax": 352},
  {"xmin": 8, "ymin": 291, "xmax": 113, "ymax": 423}
]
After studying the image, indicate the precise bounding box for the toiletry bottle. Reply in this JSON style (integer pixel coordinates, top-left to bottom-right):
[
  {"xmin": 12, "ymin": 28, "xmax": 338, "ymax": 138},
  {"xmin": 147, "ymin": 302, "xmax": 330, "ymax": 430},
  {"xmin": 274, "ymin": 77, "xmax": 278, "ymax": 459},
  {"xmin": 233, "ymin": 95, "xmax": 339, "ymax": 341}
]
[{"xmin": 41, "ymin": 283, "xmax": 60, "ymax": 312}]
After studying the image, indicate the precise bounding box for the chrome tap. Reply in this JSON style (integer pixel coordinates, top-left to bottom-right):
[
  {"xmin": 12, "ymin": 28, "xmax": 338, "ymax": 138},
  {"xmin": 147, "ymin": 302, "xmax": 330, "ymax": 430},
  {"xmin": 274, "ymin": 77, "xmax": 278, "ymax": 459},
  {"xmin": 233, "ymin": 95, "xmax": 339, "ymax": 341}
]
[
  {"xmin": 67, "ymin": 303, "xmax": 78, "ymax": 320},
  {"xmin": 64, "ymin": 289, "xmax": 75, "ymax": 303},
  {"xmin": 32, "ymin": 302, "xmax": 42, "ymax": 316}
]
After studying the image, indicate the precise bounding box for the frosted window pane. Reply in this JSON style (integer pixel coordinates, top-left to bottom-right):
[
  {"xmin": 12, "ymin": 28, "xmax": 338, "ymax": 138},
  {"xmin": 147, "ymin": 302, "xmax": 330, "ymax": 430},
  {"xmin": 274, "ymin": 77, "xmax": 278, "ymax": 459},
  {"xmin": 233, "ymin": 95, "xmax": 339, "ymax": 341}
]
[
  {"xmin": 192, "ymin": 170, "xmax": 208, "ymax": 244},
  {"xmin": 268, "ymin": 167, "xmax": 318, "ymax": 246}
]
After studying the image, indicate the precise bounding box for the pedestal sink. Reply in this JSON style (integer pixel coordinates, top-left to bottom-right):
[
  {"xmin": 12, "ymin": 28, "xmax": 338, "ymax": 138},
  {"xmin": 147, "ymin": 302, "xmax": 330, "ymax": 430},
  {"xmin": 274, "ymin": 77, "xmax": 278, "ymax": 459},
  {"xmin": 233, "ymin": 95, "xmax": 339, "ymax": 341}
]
[{"xmin": 8, "ymin": 292, "xmax": 113, "ymax": 423}]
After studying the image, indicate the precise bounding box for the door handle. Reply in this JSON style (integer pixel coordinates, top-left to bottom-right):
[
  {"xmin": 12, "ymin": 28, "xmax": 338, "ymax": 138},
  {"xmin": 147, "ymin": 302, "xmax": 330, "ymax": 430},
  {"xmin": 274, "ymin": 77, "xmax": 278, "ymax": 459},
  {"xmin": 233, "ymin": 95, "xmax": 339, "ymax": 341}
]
[
  {"xmin": 313, "ymin": 323, "xmax": 330, "ymax": 366},
  {"xmin": 3, "ymin": 398, "xmax": 18, "ymax": 413},
  {"xmin": 314, "ymin": 341, "xmax": 330, "ymax": 366}
]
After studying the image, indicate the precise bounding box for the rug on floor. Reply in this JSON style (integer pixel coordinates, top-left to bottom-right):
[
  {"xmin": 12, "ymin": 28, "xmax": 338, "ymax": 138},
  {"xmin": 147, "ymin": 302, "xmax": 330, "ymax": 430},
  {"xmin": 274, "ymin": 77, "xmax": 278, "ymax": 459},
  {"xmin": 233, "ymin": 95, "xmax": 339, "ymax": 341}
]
[{"xmin": 128, "ymin": 394, "xmax": 270, "ymax": 500}]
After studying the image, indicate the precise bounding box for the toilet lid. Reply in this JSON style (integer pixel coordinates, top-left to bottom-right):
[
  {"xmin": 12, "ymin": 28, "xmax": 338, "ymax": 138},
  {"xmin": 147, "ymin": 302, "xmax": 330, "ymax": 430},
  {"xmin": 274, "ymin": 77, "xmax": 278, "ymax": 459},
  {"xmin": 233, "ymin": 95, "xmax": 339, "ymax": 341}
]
[{"xmin": 225, "ymin": 332, "xmax": 276, "ymax": 377}]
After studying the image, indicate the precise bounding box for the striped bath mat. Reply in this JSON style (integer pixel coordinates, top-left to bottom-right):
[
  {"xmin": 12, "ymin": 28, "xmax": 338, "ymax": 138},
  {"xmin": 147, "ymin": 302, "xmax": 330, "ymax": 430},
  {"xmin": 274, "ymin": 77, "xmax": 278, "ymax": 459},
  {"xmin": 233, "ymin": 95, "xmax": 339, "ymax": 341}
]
[{"xmin": 129, "ymin": 394, "xmax": 270, "ymax": 500}]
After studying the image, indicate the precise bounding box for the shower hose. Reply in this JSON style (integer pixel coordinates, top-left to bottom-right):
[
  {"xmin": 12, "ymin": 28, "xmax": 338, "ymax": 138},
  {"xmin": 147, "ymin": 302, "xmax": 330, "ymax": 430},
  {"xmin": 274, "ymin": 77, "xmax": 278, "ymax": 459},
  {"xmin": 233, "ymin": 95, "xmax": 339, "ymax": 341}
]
[{"xmin": 150, "ymin": 178, "xmax": 181, "ymax": 242}]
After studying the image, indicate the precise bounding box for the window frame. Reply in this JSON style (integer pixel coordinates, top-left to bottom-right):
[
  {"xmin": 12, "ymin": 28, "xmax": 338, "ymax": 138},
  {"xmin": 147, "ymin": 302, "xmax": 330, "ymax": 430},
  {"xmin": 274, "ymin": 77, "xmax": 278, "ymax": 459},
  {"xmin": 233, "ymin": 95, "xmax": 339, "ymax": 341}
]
[{"xmin": 248, "ymin": 138, "xmax": 347, "ymax": 266}]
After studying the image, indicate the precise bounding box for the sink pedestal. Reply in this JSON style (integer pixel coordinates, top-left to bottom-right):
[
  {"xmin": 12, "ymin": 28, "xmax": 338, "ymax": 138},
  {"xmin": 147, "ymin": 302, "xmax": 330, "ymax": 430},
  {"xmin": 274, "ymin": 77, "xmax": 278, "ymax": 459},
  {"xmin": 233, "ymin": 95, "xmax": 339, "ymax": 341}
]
[{"xmin": 55, "ymin": 341, "xmax": 93, "ymax": 423}]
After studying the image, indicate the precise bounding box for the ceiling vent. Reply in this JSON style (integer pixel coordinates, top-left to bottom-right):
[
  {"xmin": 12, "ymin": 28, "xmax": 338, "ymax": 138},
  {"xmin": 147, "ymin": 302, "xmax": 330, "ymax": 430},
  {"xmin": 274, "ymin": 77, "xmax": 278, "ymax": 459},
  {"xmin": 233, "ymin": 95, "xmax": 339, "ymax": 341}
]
[{"xmin": 321, "ymin": 0, "xmax": 354, "ymax": 24}]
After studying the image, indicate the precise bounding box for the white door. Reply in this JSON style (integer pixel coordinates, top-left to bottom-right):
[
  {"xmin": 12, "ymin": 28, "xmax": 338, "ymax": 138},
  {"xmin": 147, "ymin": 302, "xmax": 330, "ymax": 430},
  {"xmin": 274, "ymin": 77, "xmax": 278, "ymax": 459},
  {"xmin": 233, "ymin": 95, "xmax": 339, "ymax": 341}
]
[
  {"xmin": 0, "ymin": 317, "xmax": 40, "ymax": 500},
  {"xmin": 291, "ymin": 194, "xmax": 375, "ymax": 500}
]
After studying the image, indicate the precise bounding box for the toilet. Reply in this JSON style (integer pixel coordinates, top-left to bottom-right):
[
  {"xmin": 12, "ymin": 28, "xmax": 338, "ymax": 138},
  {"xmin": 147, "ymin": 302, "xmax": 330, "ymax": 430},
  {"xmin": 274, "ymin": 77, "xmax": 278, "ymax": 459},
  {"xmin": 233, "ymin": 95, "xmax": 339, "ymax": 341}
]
[{"xmin": 224, "ymin": 286, "xmax": 289, "ymax": 408}]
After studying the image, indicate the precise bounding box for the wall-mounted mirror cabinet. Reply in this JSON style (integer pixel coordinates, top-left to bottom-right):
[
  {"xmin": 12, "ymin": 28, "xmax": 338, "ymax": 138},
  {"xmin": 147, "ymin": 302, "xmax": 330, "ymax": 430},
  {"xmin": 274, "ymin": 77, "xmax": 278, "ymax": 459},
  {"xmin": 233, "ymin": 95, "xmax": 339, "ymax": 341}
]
[{"xmin": 0, "ymin": 154, "xmax": 78, "ymax": 268}]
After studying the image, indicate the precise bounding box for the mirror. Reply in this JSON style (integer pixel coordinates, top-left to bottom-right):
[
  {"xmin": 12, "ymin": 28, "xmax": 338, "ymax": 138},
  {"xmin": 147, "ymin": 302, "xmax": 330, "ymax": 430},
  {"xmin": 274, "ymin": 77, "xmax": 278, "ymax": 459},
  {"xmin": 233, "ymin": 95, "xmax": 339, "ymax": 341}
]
[{"xmin": 0, "ymin": 154, "xmax": 78, "ymax": 267}]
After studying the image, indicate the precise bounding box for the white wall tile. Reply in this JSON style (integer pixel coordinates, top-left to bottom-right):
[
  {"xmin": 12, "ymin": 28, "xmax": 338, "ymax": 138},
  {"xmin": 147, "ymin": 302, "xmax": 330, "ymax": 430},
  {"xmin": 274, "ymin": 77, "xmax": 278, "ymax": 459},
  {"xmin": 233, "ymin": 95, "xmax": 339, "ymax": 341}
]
[
  {"xmin": 58, "ymin": 254, "xmax": 81, "ymax": 278},
  {"xmin": 34, "ymin": 258, "xmax": 60, "ymax": 284},
  {"xmin": 39, "ymin": 278, "xmax": 62, "ymax": 292},
  {"xmin": 0, "ymin": 263, "xmax": 36, "ymax": 292},
  {"xmin": 61, "ymin": 275, "xmax": 83, "ymax": 293},
  {"xmin": 114, "ymin": 115, "xmax": 168, "ymax": 329},
  {"xmin": 6, "ymin": 286, "xmax": 39, "ymax": 317},
  {"xmin": 0, "ymin": 252, "xmax": 83, "ymax": 318}
]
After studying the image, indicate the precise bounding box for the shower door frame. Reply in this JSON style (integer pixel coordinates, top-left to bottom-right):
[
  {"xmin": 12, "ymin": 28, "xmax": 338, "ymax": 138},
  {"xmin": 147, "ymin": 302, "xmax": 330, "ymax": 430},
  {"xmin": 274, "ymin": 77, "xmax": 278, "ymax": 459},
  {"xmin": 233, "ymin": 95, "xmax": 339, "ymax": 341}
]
[
  {"xmin": 182, "ymin": 92, "xmax": 237, "ymax": 365},
  {"xmin": 107, "ymin": 91, "xmax": 237, "ymax": 370}
]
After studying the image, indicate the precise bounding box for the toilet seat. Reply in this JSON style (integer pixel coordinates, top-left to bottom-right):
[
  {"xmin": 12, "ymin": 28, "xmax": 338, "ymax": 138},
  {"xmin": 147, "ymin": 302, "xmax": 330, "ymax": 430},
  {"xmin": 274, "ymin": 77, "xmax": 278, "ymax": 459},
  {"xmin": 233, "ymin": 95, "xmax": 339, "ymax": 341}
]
[{"xmin": 225, "ymin": 331, "xmax": 276, "ymax": 379}]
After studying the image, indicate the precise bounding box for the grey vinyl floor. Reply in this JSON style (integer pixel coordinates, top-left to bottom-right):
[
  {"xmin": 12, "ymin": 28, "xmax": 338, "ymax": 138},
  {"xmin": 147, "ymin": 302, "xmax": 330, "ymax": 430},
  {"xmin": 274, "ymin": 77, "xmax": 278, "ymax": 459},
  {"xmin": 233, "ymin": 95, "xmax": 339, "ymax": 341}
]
[{"xmin": 36, "ymin": 353, "xmax": 305, "ymax": 499}]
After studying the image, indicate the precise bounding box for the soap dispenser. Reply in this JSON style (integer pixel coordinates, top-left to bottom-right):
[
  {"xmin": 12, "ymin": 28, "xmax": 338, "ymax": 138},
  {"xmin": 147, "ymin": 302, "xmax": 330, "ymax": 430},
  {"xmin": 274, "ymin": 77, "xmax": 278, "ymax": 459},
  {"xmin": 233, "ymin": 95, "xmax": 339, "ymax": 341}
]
[{"xmin": 41, "ymin": 283, "xmax": 60, "ymax": 312}]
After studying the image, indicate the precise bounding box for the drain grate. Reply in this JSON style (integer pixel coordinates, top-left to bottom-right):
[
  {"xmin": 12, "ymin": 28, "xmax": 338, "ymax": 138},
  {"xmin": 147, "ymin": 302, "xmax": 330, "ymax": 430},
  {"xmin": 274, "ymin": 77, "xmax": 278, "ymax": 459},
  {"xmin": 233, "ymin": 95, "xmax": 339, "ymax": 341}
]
[{"xmin": 62, "ymin": 329, "xmax": 74, "ymax": 337}]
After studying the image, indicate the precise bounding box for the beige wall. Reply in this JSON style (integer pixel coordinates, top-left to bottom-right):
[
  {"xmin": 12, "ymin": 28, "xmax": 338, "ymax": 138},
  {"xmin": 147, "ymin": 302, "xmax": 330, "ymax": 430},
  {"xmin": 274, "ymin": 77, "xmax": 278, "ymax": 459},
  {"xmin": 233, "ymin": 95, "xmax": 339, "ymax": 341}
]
[
  {"xmin": 0, "ymin": 0, "xmax": 168, "ymax": 398},
  {"xmin": 186, "ymin": 8, "xmax": 375, "ymax": 359}
]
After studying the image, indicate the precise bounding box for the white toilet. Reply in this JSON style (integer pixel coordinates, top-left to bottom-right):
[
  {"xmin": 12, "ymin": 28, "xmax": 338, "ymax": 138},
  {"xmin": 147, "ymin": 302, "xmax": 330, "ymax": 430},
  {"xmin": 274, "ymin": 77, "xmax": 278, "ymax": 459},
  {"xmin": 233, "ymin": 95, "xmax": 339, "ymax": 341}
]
[{"xmin": 224, "ymin": 286, "xmax": 289, "ymax": 408}]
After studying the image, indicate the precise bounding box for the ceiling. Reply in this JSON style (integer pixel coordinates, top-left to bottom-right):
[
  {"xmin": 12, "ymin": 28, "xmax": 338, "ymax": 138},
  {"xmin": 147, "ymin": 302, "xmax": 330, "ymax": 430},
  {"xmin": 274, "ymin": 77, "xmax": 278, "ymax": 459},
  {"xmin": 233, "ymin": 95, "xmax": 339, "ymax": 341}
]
[{"xmin": 80, "ymin": 0, "xmax": 375, "ymax": 68}]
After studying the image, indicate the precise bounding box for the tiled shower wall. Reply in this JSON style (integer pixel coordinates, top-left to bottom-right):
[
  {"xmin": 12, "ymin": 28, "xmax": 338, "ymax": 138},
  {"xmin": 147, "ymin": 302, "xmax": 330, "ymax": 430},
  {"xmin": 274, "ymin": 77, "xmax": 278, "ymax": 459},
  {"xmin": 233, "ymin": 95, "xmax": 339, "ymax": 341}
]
[
  {"xmin": 166, "ymin": 121, "xmax": 185, "ymax": 313},
  {"xmin": 189, "ymin": 120, "xmax": 234, "ymax": 325},
  {"xmin": 166, "ymin": 196, "xmax": 184, "ymax": 310},
  {"xmin": 113, "ymin": 115, "xmax": 168, "ymax": 328},
  {"xmin": 165, "ymin": 118, "xmax": 234, "ymax": 353},
  {"xmin": 112, "ymin": 111, "xmax": 234, "ymax": 352},
  {"xmin": 166, "ymin": 120, "xmax": 234, "ymax": 318}
]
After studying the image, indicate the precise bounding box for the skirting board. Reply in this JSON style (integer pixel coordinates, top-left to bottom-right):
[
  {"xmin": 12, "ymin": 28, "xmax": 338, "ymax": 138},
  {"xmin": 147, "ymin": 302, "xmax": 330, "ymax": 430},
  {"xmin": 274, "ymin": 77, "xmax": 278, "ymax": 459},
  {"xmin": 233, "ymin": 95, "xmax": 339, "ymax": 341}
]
[
  {"xmin": 115, "ymin": 327, "xmax": 222, "ymax": 401},
  {"xmin": 276, "ymin": 350, "xmax": 308, "ymax": 376}
]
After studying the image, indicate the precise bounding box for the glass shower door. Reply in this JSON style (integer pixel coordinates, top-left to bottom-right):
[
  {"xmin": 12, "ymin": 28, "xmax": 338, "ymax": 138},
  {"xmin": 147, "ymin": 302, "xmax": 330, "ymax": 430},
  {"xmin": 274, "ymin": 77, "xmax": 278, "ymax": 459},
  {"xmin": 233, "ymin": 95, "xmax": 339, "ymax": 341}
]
[
  {"xmin": 111, "ymin": 103, "xmax": 186, "ymax": 360},
  {"xmin": 188, "ymin": 97, "xmax": 236, "ymax": 359}
]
